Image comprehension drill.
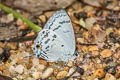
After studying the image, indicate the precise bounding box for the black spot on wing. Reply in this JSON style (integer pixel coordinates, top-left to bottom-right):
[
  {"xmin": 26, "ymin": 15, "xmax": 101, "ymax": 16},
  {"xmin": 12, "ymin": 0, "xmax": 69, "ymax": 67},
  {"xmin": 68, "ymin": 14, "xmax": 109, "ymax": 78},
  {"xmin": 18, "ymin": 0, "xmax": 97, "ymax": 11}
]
[
  {"xmin": 47, "ymin": 12, "xmax": 67, "ymax": 29},
  {"xmin": 45, "ymin": 46, "xmax": 50, "ymax": 50},
  {"xmin": 59, "ymin": 20, "xmax": 70, "ymax": 24},
  {"xmin": 42, "ymin": 31, "xmax": 45, "ymax": 34},
  {"xmin": 39, "ymin": 51, "xmax": 48, "ymax": 59},
  {"xmin": 48, "ymin": 19, "xmax": 55, "ymax": 29},
  {"xmin": 40, "ymin": 30, "xmax": 50, "ymax": 42},
  {"xmin": 52, "ymin": 39, "xmax": 55, "ymax": 41},
  {"xmin": 53, "ymin": 25, "xmax": 61, "ymax": 31},
  {"xmin": 63, "ymin": 30, "xmax": 70, "ymax": 33},
  {"xmin": 53, "ymin": 34, "xmax": 57, "ymax": 38},
  {"xmin": 61, "ymin": 45, "xmax": 64, "ymax": 47},
  {"xmin": 44, "ymin": 39, "xmax": 50, "ymax": 44},
  {"xmin": 42, "ymin": 51, "xmax": 47, "ymax": 54}
]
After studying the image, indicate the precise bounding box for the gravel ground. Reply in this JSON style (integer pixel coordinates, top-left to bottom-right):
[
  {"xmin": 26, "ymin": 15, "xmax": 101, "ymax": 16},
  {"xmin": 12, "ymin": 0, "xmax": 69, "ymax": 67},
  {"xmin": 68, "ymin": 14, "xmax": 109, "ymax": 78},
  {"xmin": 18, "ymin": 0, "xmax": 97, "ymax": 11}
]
[{"xmin": 0, "ymin": 0, "xmax": 120, "ymax": 80}]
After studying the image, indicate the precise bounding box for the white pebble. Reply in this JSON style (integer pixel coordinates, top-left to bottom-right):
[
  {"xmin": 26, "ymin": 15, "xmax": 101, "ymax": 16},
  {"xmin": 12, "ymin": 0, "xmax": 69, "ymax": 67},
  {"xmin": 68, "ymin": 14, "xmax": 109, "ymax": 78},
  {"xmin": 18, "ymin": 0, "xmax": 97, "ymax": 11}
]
[
  {"xmin": 12, "ymin": 78, "xmax": 18, "ymax": 80},
  {"xmin": 32, "ymin": 57, "xmax": 39, "ymax": 65},
  {"xmin": 30, "ymin": 66, "xmax": 37, "ymax": 72},
  {"xmin": 85, "ymin": 17, "xmax": 96, "ymax": 29},
  {"xmin": 41, "ymin": 67, "xmax": 53, "ymax": 79},
  {"xmin": 0, "ymin": 48, "xmax": 4, "ymax": 55},
  {"xmin": 36, "ymin": 64, "xmax": 46, "ymax": 71},
  {"xmin": 57, "ymin": 71, "xmax": 68, "ymax": 79},
  {"xmin": 32, "ymin": 71, "xmax": 42, "ymax": 79},
  {"xmin": 1, "ymin": 13, "xmax": 14, "ymax": 23},
  {"xmin": 27, "ymin": 77, "xmax": 36, "ymax": 80},
  {"xmin": 67, "ymin": 61, "xmax": 73, "ymax": 67},
  {"xmin": 9, "ymin": 66, "xmax": 15, "ymax": 74},
  {"xmin": 21, "ymin": 51, "xmax": 30, "ymax": 58},
  {"xmin": 67, "ymin": 67, "xmax": 76, "ymax": 76},
  {"xmin": 94, "ymin": 78, "xmax": 99, "ymax": 80},
  {"xmin": 104, "ymin": 73, "xmax": 116, "ymax": 80},
  {"xmin": 15, "ymin": 65, "xmax": 24, "ymax": 74},
  {"xmin": 16, "ymin": 18, "xmax": 23, "ymax": 25}
]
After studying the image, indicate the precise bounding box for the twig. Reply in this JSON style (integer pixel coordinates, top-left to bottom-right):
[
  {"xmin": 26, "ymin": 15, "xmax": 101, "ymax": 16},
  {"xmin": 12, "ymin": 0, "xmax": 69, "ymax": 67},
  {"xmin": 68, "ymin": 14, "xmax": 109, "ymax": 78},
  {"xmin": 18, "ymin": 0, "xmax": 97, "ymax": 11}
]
[
  {"xmin": 0, "ymin": 3, "xmax": 41, "ymax": 32},
  {"xmin": 78, "ymin": 43, "xmax": 97, "ymax": 46},
  {"xmin": 4, "ymin": 35, "xmax": 37, "ymax": 42}
]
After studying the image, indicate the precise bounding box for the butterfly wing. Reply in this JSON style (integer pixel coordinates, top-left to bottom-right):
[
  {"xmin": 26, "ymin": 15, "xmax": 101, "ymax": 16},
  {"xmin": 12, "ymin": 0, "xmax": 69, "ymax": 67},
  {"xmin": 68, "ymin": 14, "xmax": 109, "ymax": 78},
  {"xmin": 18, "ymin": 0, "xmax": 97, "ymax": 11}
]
[
  {"xmin": 33, "ymin": 29, "xmax": 75, "ymax": 62},
  {"xmin": 44, "ymin": 9, "xmax": 75, "ymax": 55}
]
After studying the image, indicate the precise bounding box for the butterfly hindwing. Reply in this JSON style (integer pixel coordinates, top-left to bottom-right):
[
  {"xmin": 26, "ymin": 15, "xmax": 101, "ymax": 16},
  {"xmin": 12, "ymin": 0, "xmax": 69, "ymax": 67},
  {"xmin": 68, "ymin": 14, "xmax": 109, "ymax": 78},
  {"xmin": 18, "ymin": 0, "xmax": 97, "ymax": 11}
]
[{"xmin": 33, "ymin": 29, "xmax": 75, "ymax": 62}]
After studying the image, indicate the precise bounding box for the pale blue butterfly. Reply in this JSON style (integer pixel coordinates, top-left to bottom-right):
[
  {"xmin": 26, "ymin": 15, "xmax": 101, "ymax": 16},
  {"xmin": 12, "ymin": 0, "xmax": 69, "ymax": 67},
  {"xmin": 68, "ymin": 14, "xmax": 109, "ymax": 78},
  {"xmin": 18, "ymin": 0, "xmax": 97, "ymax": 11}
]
[{"xmin": 33, "ymin": 9, "xmax": 76, "ymax": 62}]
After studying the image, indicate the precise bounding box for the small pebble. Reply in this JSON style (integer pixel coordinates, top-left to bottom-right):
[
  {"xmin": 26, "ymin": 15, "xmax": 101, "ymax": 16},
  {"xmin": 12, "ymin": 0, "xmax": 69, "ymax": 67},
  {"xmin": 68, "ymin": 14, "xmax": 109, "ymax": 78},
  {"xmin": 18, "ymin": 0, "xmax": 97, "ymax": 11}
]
[
  {"xmin": 19, "ymin": 24, "xmax": 28, "ymax": 30},
  {"xmin": 85, "ymin": 17, "xmax": 96, "ymax": 29},
  {"xmin": 104, "ymin": 65, "xmax": 116, "ymax": 75},
  {"xmin": 77, "ymin": 38, "xmax": 84, "ymax": 43},
  {"xmin": 36, "ymin": 64, "xmax": 46, "ymax": 71},
  {"xmin": 1, "ymin": 13, "xmax": 14, "ymax": 23},
  {"xmin": 100, "ymin": 49, "xmax": 112, "ymax": 58},
  {"xmin": 77, "ymin": 67, "xmax": 84, "ymax": 75},
  {"xmin": 79, "ymin": 18, "xmax": 86, "ymax": 28},
  {"xmin": 32, "ymin": 71, "xmax": 42, "ymax": 79},
  {"xmin": 16, "ymin": 18, "xmax": 23, "ymax": 25},
  {"xmin": 106, "ymin": 28, "xmax": 113, "ymax": 35},
  {"xmin": 56, "ymin": 71, "xmax": 68, "ymax": 79},
  {"xmin": 41, "ymin": 67, "xmax": 53, "ymax": 79},
  {"xmin": 64, "ymin": 67, "xmax": 69, "ymax": 71},
  {"xmin": 94, "ymin": 78, "xmax": 99, "ymax": 80},
  {"xmin": 67, "ymin": 61, "xmax": 73, "ymax": 67},
  {"xmin": 67, "ymin": 67, "xmax": 76, "ymax": 76},
  {"xmin": 15, "ymin": 65, "xmax": 24, "ymax": 74},
  {"xmin": 51, "ymin": 76, "xmax": 57, "ymax": 80},
  {"xmin": 81, "ymin": 46, "xmax": 88, "ymax": 52},
  {"xmin": 104, "ymin": 73, "xmax": 116, "ymax": 80},
  {"xmin": 44, "ymin": 11, "xmax": 54, "ymax": 19},
  {"xmin": 88, "ymin": 46, "xmax": 99, "ymax": 52},
  {"xmin": 0, "ymin": 48, "xmax": 4, "ymax": 55},
  {"xmin": 10, "ymin": 56, "xmax": 19, "ymax": 65},
  {"xmin": 0, "ymin": 66, "xmax": 4, "ymax": 71},
  {"xmin": 115, "ymin": 70, "xmax": 120, "ymax": 78},
  {"xmin": 90, "ymin": 51, "xmax": 99, "ymax": 57},
  {"xmin": 26, "ymin": 77, "xmax": 36, "ymax": 80},
  {"xmin": 95, "ymin": 68, "xmax": 105, "ymax": 78},
  {"xmin": 32, "ymin": 58, "xmax": 39, "ymax": 66},
  {"xmin": 74, "ymin": 11, "xmax": 87, "ymax": 19},
  {"xmin": 39, "ymin": 15, "xmax": 46, "ymax": 24},
  {"xmin": 9, "ymin": 66, "xmax": 15, "ymax": 74},
  {"xmin": 39, "ymin": 59, "xmax": 47, "ymax": 65},
  {"xmin": 7, "ymin": 43, "xmax": 17, "ymax": 50},
  {"xmin": 26, "ymin": 32, "xmax": 35, "ymax": 37},
  {"xmin": 12, "ymin": 78, "xmax": 18, "ymax": 80}
]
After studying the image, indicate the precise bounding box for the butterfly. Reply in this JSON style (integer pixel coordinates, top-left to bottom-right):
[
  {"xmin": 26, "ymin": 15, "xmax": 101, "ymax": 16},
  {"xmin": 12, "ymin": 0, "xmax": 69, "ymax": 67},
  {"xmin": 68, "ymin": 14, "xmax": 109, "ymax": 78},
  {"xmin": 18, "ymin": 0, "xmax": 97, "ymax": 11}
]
[{"xmin": 33, "ymin": 9, "xmax": 76, "ymax": 62}]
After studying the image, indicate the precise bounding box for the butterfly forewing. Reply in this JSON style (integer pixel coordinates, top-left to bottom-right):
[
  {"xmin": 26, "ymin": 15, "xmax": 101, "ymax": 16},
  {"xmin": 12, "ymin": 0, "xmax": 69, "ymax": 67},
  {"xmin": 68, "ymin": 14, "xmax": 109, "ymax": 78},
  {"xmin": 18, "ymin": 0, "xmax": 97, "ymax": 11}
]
[
  {"xmin": 33, "ymin": 9, "xmax": 76, "ymax": 62},
  {"xmin": 44, "ymin": 10, "xmax": 75, "ymax": 54}
]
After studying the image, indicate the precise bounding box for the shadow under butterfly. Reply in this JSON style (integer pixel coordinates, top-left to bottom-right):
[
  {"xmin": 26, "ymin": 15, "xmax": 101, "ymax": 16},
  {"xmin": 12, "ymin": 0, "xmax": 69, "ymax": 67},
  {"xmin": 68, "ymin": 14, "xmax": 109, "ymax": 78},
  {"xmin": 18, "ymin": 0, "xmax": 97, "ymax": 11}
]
[{"xmin": 33, "ymin": 9, "xmax": 77, "ymax": 62}]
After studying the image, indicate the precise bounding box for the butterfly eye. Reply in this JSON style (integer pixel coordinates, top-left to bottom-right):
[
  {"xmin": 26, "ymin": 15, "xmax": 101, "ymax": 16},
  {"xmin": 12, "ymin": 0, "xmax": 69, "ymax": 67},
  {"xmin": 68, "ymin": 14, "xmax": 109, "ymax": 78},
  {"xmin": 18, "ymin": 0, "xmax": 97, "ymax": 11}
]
[{"xmin": 36, "ymin": 45, "xmax": 40, "ymax": 49}]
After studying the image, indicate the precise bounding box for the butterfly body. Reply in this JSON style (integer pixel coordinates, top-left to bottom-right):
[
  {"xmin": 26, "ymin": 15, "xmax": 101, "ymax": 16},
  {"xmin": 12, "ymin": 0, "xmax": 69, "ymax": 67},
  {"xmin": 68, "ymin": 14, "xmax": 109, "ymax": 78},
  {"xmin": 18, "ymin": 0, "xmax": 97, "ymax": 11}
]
[{"xmin": 33, "ymin": 10, "xmax": 75, "ymax": 62}]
